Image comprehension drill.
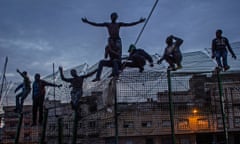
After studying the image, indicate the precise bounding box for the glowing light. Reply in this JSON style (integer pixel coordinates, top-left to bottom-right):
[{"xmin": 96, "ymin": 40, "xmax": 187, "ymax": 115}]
[{"xmin": 193, "ymin": 109, "xmax": 198, "ymax": 114}]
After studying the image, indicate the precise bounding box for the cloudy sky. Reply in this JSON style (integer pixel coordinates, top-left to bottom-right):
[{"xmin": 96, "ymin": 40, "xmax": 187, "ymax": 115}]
[{"xmin": 0, "ymin": 0, "xmax": 239, "ymax": 82}]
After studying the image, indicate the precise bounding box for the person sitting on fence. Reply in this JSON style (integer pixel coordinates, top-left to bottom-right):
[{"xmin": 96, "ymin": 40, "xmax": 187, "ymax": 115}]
[
  {"xmin": 92, "ymin": 44, "xmax": 122, "ymax": 82},
  {"xmin": 122, "ymin": 44, "xmax": 154, "ymax": 72},
  {"xmin": 157, "ymin": 35, "xmax": 183, "ymax": 71}
]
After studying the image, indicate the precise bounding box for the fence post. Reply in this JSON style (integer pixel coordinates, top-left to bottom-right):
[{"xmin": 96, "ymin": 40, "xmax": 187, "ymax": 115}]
[
  {"xmin": 113, "ymin": 77, "xmax": 119, "ymax": 144},
  {"xmin": 14, "ymin": 113, "xmax": 23, "ymax": 144},
  {"xmin": 40, "ymin": 109, "xmax": 48, "ymax": 144},
  {"xmin": 72, "ymin": 110, "xmax": 78, "ymax": 144},
  {"xmin": 217, "ymin": 71, "xmax": 229, "ymax": 144},
  {"xmin": 167, "ymin": 70, "xmax": 176, "ymax": 144},
  {"xmin": 58, "ymin": 117, "xmax": 63, "ymax": 144}
]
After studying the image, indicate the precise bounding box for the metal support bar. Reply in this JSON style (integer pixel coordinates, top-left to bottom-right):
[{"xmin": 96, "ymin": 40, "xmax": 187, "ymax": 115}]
[
  {"xmin": 167, "ymin": 70, "xmax": 176, "ymax": 144},
  {"xmin": 217, "ymin": 71, "xmax": 229, "ymax": 144},
  {"xmin": 72, "ymin": 110, "xmax": 78, "ymax": 144},
  {"xmin": 58, "ymin": 117, "xmax": 63, "ymax": 144},
  {"xmin": 40, "ymin": 109, "xmax": 48, "ymax": 144},
  {"xmin": 113, "ymin": 78, "xmax": 118, "ymax": 144},
  {"xmin": 14, "ymin": 113, "xmax": 23, "ymax": 144}
]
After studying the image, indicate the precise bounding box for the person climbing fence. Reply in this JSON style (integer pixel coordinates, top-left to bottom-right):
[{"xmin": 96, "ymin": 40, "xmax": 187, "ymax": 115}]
[
  {"xmin": 157, "ymin": 35, "xmax": 183, "ymax": 71},
  {"xmin": 31, "ymin": 73, "xmax": 62, "ymax": 126},
  {"xmin": 212, "ymin": 29, "xmax": 237, "ymax": 72},
  {"xmin": 59, "ymin": 66, "xmax": 96, "ymax": 110},
  {"xmin": 121, "ymin": 44, "xmax": 154, "ymax": 73},
  {"xmin": 92, "ymin": 44, "xmax": 121, "ymax": 81},
  {"xmin": 14, "ymin": 69, "xmax": 31, "ymax": 113}
]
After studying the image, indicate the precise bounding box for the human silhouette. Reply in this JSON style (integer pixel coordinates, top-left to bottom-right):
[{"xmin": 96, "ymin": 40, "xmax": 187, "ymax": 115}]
[
  {"xmin": 31, "ymin": 73, "xmax": 62, "ymax": 126},
  {"xmin": 212, "ymin": 29, "xmax": 236, "ymax": 71},
  {"xmin": 14, "ymin": 69, "xmax": 31, "ymax": 113},
  {"xmin": 122, "ymin": 44, "xmax": 154, "ymax": 72},
  {"xmin": 82, "ymin": 12, "xmax": 145, "ymax": 55},
  {"xmin": 157, "ymin": 35, "xmax": 183, "ymax": 71},
  {"xmin": 92, "ymin": 44, "xmax": 121, "ymax": 82},
  {"xmin": 59, "ymin": 66, "xmax": 96, "ymax": 110}
]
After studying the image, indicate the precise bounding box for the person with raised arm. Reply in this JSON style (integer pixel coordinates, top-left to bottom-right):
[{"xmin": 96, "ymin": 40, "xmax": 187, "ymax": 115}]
[
  {"xmin": 14, "ymin": 69, "xmax": 31, "ymax": 113},
  {"xmin": 31, "ymin": 73, "xmax": 62, "ymax": 126},
  {"xmin": 158, "ymin": 35, "xmax": 184, "ymax": 71},
  {"xmin": 59, "ymin": 66, "xmax": 96, "ymax": 110},
  {"xmin": 82, "ymin": 12, "xmax": 145, "ymax": 56}
]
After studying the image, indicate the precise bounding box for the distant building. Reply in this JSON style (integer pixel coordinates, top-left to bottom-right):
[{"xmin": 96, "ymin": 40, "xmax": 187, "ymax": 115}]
[{"xmin": 0, "ymin": 43, "xmax": 240, "ymax": 144}]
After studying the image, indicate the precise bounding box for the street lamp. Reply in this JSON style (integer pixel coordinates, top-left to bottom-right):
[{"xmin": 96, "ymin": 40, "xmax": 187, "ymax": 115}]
[{"xmin": 193, "ymin": 109, "xmax": 198, "ymax": 114}]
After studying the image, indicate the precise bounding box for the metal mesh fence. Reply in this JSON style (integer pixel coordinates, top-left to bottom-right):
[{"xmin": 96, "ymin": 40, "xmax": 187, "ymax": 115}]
[{"xmin": 1, "ymin": 70, "xmax": 240, "ymax": 144}]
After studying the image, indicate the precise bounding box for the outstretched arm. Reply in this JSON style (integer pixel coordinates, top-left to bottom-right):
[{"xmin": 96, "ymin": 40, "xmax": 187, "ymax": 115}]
[
  {"xmin": 82, "ymin": 69, "xmax": 98, "ymax": 78},
  {"xmin": 226, "ymin": 38, "xmax": 237, "ymax": 59},
  {"xmin": 120, "ymin": 18, "xmax": 145, "ymax": 27},
  {"xmin": 42, "ymin": 80, "xmax": 62, "ymax": 88},
  {"xmin": 58, "ymin": 66, "xmax": 71, "ymax": 82},
  {"xmin": 157, "ymin": 57, "xmax": 165, "ymax": 64},
  {"xmin": 16, "ymin": 69, "xmax": 26, "ymax": 78},
  {"xmin": 82, "ymin": 17, "xmax": 107, "ymax": 27},
  {"xmin": 157, "ymin": 48, "xmax": 167, "ymax": 64}
]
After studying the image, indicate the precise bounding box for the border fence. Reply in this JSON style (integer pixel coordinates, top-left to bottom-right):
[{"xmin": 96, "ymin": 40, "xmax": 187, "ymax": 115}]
[{"xmin": 1, "ymin": 70, "xmax": 240, "ymax": 144}]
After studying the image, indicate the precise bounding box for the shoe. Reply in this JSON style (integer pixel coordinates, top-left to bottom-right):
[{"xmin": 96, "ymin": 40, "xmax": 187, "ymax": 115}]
[
  {"xmin": 92, "ymin": 78, "xmax": 100, "ymax": 82},
  {"xmin": 224, "ymin": 65, "xmax": 230, "ymax": 71},
  {"xmin": 139, "ymin": 67, "xmax": 144, "ymax": 73},
  {"xmin": 167, "ymin": 66, "xmax": 176, "ymax": 71},
  {"xmin": 176, "ymin": 65, "xmax": 182, "ymax": 70},
  {"xmin": 216, "ymin": 66, "xmax": 223, "ymax": 71}
]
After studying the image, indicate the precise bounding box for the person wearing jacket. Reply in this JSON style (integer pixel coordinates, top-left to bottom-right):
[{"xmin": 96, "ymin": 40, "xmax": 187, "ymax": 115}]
[
  {"xmin": 122, "ymin": 44, "xmax": 154, "ymax": 72},
  {"xmin": 31, "ymin": 73, "xmax": 62, "ymax": 126},
  {"xmin": 212, "ymin": 29, "xmax": 236, "ymax": 71},
  {"xmin": 14, "ymin": 69, "xmax": 31, "ymax": 113}
]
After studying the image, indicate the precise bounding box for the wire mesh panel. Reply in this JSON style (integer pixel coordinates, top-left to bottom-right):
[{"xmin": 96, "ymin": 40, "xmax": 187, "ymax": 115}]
[
  {"xmin": 113, "ymin": 70, "xmax": 240, "ymax": 144},
  {"xmin": 1, "ymin": 69, "xmax": 240, "ymax": 144}
]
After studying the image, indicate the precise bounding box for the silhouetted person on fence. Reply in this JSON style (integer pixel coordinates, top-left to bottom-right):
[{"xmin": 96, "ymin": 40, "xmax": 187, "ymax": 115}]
[
  {"xmin": 82, "ymin": 12, "xmax": 145, "ymax": 54},
  {"xmin": 14, "ymin": 69, "xmax": 31, "ymax": 113},
  {"xmin": 92, "ymin": 44, "xmax": 121, "ymax": 82},
  {"xmin": 59, "ymin": 66, "xmax": 96, "ymax": 110},
  {"xmin": 31, "ymin": 73, "xmax": 62, "ymax": 126},
  {"xmin": 122, "ymin": 44, "xmax": 154, "ymax": 72},
  {"xmin": 212, "ymin": 29, "xmax": 236, "ymax": 71},
  {"xmin": 157, "ymin": 35, "xmax": 183, "ymax": 71}
]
